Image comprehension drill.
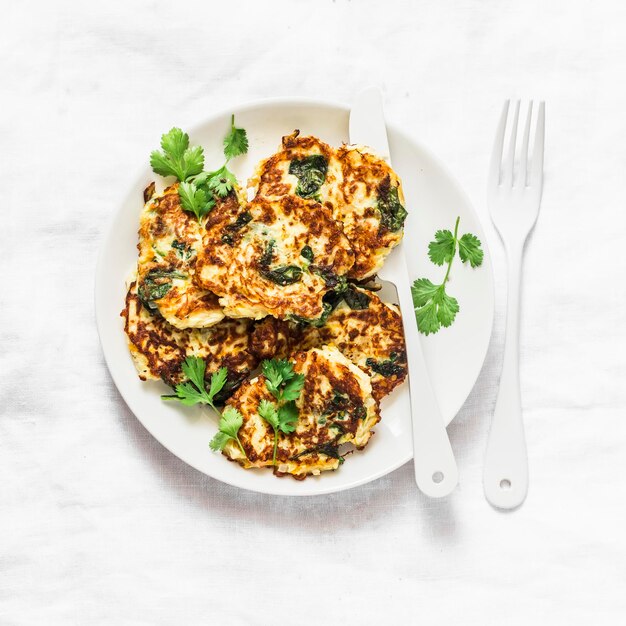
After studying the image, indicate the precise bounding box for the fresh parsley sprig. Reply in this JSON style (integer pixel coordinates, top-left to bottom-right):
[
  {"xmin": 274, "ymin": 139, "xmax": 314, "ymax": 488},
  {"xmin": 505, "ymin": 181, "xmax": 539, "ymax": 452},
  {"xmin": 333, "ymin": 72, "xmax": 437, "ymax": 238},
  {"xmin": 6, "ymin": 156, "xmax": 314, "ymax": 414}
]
[
  {"xmin": 150, "ymin": 128, "xmax": 205, "ymax": 182},
  {"xmin": 177, "ymin": 181, "xmax": 216, "ymax": 222},
  {"xmin": 223, "ymin": 114, "xmax": 249, "ymax": 160},
  {"xmin": 411, "ymin": 216, "xmax": 484, "ymax": 335},
  {"xmin": 258, "ymin": 359, "xmax": 305, "ymax": 465},
  {"xmin": 162, "ymin": 356, "xmax": 247, "ymax": 458},
  {"xmin": 258, "ymin": 398, "xmax": 299, "ymax": 466},
  {"xmin": 150, "ymin": 116, "xmax": 248, "ymax": 221},
  {"xmin": 262, "ymin": 359, "xmax": 305, "ymax": 402},
  {"xmin": 162, "ymin": 356, "xmax": 225, "ymax": 409},
  {"xmin": 209, "ymin": 406, "xmax": 247, "ymax": 458}
]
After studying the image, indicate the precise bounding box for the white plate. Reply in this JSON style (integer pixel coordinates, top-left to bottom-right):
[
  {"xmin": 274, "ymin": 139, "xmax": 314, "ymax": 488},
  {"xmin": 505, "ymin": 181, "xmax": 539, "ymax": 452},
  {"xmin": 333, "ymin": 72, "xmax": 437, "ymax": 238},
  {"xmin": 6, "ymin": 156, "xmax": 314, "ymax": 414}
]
[{"xmin": 95, "ymin": 98, "xmax": 494, "ymax": 496}]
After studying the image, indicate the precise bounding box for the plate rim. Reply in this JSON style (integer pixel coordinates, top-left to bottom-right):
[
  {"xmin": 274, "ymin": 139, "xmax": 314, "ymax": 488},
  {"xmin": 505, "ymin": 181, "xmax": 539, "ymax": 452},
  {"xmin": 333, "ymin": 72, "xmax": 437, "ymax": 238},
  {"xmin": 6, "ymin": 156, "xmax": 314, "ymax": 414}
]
[{"xmin": 95, "ymin": 96, "xmax": 494, "ymax": 496}]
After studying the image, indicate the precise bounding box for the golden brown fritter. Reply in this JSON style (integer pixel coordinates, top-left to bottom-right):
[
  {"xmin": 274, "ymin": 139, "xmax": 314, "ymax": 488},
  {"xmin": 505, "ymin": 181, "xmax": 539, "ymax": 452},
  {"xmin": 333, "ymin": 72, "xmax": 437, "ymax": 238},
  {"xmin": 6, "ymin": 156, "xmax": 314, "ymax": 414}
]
[
  {"xmin": 136, "ymin": 183, "xmax": 228, "ymax": 329},
  {"xmin": 295, "ymin": 287, "xmax": 407, "ymax": 401},
  {"xmin": 332, "ymin": 145, "xmax": 407, "ymax": 279},
  {"xmin": 250, "ymin": 132, "xmax": 340, "ymax": 201},
  {"xmin": 222, "ymin": 346, "xmax": 380, "ymax": 478},
  {"xmin": 195, "ymin": 193, "xmax": 355, "ymax": 321},
  {"xmin": 121, "ymin": 281, "xmax": 258, "ymax": 399},
  {"xmin": 250, "ymin": 132, "xmax": 408, "ymax": 280}
]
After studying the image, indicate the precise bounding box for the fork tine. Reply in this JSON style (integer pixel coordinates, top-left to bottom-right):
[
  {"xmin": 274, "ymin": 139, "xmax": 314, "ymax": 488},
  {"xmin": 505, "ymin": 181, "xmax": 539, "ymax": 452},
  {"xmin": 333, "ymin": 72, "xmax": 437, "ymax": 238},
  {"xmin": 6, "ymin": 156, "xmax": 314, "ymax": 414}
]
[
  {"xmin": 530, "ymin": 101, "xmax": 545, "ymax": 189},
  {"xmin": 489, "ymin": 100, "xmax": 509, "ymax": 188},
  {"xmin": 502, "ymin": 100, "xmax": 520, "ymax": 187},
  {"xmin": 519, "ymin": 101, "xmax": 533, "ymax": 186}
]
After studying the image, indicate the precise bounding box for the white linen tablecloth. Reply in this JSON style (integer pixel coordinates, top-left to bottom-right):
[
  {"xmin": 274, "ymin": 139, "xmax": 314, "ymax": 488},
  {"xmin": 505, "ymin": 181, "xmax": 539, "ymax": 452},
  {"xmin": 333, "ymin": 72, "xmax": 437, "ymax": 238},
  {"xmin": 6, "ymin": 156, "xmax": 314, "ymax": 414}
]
[{"xmin": 2, "ymin": 0, "xmax": 625, "ymax": 623}]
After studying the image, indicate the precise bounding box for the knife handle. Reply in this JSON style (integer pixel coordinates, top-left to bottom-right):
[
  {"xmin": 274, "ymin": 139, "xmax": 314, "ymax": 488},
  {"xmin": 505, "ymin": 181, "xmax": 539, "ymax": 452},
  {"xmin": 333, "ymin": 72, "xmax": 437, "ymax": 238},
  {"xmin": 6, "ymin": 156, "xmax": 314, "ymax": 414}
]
[{"xmin": 395, "ymin": 252, "xmax": 459, "ymax": 497}]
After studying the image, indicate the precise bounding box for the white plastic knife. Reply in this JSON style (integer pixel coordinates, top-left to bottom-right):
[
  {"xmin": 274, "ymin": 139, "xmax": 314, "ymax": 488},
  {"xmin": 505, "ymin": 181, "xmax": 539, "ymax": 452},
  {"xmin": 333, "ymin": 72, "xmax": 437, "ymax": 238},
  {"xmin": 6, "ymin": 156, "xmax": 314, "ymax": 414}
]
[{"xmin": 349, "ymin": 87, "xmax": 458, "ymax": 497}]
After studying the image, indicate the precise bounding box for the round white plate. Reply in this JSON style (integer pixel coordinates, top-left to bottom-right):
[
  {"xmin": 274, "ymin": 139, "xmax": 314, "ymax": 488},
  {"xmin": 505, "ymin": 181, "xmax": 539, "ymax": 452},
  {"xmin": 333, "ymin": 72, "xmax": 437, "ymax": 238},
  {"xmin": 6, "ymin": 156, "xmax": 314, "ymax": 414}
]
[{"xmin": 96, "ymin": 98, "xmax": 494, "ymax": 496}]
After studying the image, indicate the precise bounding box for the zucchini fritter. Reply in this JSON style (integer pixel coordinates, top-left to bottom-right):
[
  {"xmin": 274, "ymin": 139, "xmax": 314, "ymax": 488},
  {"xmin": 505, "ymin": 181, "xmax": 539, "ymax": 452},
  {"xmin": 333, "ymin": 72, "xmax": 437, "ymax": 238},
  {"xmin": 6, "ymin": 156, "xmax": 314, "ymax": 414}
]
[
  {"xmin": 332, "ymin": 145, "xmax": 407, "ymax": 279},
  {"xmin": 250, "ymin": 132, "xmax": 408, "ymax": 280},
  {"xmin": 121, "ymin": 281, "xmax": 258, "ymax": 399},
  {"xmin": 223, "ymin": 346, "xmax": 380, "ymax": 478},
  {"xmin": 136, "ymin": 183, "xmax": 226, "ymax": 329},
  {"xmin": 195, "ymin": 193, "xmax": 355, "ymax": 321},
  {"xmin": 295, "ymin": 287, "xmax": 407, "ymax": 401}
]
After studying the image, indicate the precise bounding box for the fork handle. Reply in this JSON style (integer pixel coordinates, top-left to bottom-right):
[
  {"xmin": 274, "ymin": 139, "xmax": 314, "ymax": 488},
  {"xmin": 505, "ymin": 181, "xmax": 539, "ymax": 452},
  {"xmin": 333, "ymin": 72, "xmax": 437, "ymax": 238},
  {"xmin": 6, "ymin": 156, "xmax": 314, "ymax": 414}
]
[{"xmin": 483, "ymin": 245, "xmax": 529, "ymax": 509}]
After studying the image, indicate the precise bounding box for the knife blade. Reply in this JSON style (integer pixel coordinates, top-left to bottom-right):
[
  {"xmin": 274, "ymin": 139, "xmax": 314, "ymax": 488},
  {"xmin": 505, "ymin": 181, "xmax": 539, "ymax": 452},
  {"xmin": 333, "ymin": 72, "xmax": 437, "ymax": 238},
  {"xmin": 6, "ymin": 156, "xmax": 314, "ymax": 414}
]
[{"xmin": 349, "ymin": 87, "xmax": 458, "ymax": 497}]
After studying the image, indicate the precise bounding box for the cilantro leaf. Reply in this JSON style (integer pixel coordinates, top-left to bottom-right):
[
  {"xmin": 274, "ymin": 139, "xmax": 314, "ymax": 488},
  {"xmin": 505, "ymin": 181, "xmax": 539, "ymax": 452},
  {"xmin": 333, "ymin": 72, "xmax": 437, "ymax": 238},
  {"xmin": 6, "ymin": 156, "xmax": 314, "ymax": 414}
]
[
  {"xmin": 261, "ymin": 361, "xmax": 282, "ymax": 399},
  {"xmin": 219, "ymin": 405, "xmax": 244, "ymax": 439},
  {"xmin": 208, "ymin": 431, "xmax": 231, "ymax": 452},
  {"xmin": 258, "ymin": 398, "xmax": 279, "ymax": 429},
  {"xmin": 181, "ymin": 356, "xmax": 206, "ymax": 391},
  {"xmin": 281, "ymin": 374, "xmax": 305, "ymax": 402},
  {"xmin": 223, "ymin": 115, "xmax": 249, "ymax": 160},
  {"xmin": 162, "ymin": 358, "xmax": 245, "ymax": 459},
  {"xmin": 150, "ymin": 128, "xmax": 204, "ymax": 181},
  {"xmin": 150, "ymin": 117, "xmax": 248, "ymax": 209},
  {"xmin": 411, "ymin": 278, "xmax": 440, "ymax": 307},
  {"xmin": 207, "ymin": 166, "xmax": 238, "ymax": 198},
  {"xmin": 178, "ymin": 181, "xmax": 215, "ymax": 221},
  {"xmin": 209, "ymin": 405, "xmax": 245, "ymax": 456},
  {"xmin": 277, "ymin": 401, "xmax": 299, "ymax": 433},
  {"xmin": 258, "ymin": 397, "xmax": 299, "ymax": 466},
  {"xmin": 162, "ymin": 381, "xmax": 205, "ymax": 406},
  {"xmin": 458, "ymin": 233, "xmax": 484, "ymax": 268},
  {"xmin": 262, "ymin": 359, "xmax": 294, "ymax": 400},
  {"xmin": 428, "ymin": 229, "xmax": 456, "ymax": 266},
  {"xmin": 258, "ymin": 359, "xmax": 305, "ymax": 465},
  {"xmin": 162, "ymin": 358, "xmax": 230, "ymax": 411},
  {"xmin": 413, "ymin": 287, "xmax": 460, "ymax": 336},
  {"xmin": 414, "ymin": 301, "xmax": 440, "ymax": 335},
  {"xmin": 436, "ymin": 290, "xmax": 460, "ymax": 327},
  {"xmin": 412, "ymin": 216, "xmax": 480, "ymax": 335},
  {"xmin": 208, "ymin": 367, "xmax": 228, "ymax": 404}
]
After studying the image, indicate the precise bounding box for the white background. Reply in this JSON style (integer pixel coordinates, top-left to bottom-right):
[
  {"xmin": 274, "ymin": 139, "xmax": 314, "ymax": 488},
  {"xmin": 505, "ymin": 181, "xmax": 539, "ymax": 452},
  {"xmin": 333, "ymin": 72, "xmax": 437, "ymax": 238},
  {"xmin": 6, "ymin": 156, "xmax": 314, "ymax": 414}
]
[{"xmin": 2, "ymin": 0, "xmax": 625, "ymax": 623}]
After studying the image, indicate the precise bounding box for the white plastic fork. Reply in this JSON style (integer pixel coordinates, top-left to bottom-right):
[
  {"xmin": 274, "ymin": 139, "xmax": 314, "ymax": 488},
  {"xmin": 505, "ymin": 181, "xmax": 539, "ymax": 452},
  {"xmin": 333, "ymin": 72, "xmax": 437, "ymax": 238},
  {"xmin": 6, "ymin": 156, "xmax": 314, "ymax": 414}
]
[{"xmin": 483, "ymin": 100, "xmax": 545, "ymax": 509}]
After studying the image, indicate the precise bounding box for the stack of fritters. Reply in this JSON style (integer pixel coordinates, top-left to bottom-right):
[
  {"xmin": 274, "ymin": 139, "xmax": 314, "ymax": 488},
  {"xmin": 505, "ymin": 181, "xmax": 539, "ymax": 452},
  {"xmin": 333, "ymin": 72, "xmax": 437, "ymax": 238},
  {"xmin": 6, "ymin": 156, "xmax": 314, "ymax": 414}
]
[{"xmin": 123, "ymin": 132, "xmax": 409, "ymax": 478}]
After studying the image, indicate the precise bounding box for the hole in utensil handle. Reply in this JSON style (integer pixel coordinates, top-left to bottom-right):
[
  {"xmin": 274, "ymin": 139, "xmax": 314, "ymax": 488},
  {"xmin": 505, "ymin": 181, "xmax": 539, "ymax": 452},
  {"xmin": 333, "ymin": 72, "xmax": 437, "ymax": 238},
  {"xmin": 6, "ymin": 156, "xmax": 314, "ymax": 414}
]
[{"xmin": 432, "ymin": 471, "xmax": 444, "ymax": 484}]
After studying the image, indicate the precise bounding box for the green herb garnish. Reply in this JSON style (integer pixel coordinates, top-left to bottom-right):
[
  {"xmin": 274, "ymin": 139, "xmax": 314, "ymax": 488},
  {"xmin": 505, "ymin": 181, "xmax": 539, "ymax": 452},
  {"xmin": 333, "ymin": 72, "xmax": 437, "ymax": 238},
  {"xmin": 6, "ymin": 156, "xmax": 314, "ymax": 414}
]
[
  {"xmin": 161, "ymin": 356, "xmax": 247, "ymax": 458},
  {"xmin": 150, "ymin": 116, "xmax": 248, "ymax": 221},
  {"xmin": 411, "ymin": 216, "xmax": 483, "ymax": 335},
  {"xmin": 150, "ymin": 128, "xmax": 204, "ymax": 182},
  {"xmin": 258, "ymin": 399, "xmax": 299, "ymax": 466},
  {"xmin": 178, "ymin": 180, "xmax": 215, "ymax": 222},
  {"xmin": 162, "ymin": 357, "xmax": 225, "ymax": 409},
  {"xmin": 223, "ymin": 114, "xmax": 249, "ymax": 160},
  {"xmin": 258, "ymin": 359, "xmax": 306, "ymax": 466},
  {"xmin": 208, "ymin": 406, "xmax": 247, "ymax": 457},
  {"xmin": 262, "ymin": 359, "xmax": 305, "ymax": 403}
]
